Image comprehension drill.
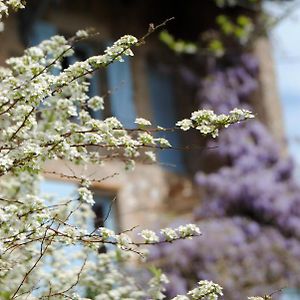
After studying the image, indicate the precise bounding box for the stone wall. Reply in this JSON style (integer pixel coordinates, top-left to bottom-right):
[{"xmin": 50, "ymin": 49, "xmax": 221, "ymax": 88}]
[
  {"xmin": 43, "ymin": 160, "xmax": 199, "ymax": 231},
  {"xmin": 253, "ymin": 37, "xmax": 287, "ymax": 150}
]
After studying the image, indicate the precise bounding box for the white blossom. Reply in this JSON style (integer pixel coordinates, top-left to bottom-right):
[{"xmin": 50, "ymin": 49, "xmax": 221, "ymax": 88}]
[
  {"xmin": 171, "ymin": 296, "xmax": 190, "ymax": 300},
  {"xmin": 76, "ymin": 29, "xmax": 89, "ymax": 38},
  {"xmin": 187, "ymin": 280, "xmax": 223, "ymax": 300},
  {"xmin": 78, "ymin": 187, "xmax": 95, "ymax": 205},
  {"xmin": 177, "ymin": 224, "xmax": 201, "ymax": 238},
  {"xmin": 139, "ymin": 229, "xmax": 159, "ymax": 243},
  {"xmin": 176, "ymin": 118, "xmax": 193, "ymax": 131},
  {"xmin": 99, "ymin": 227, "xmax": 116, "ymax": 240},
  {"xmin": 115, "ymin": 233, "xmax": 132, "ymax": 249},
  {"xmin": 155, "ymin": 137, "xmax": 172, "ymax": 148},
  {"xmin": 135, "ymin": 117, "xmax": 152, "ymax": 127},
  {"xmin": 160, "ymin": 227, "xmax": 178, "ymax": 241},
  {"xmin": 139, "ymin": 132, "xmax": 155, "ymax": 145},
  {"xmin": 87, "ymin": 96, "xmax": 104, "ymax": 111},
  {"xmin": 145, "ymin": 151, "xmax": 156, "ymax": 162}
]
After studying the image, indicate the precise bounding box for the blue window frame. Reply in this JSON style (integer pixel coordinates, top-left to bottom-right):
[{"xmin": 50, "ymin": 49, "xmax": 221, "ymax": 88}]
[
  {"xmin": 29, "ymin": 25, "xmax": 137, "ymax": 125},
  {"xmin": 39, "ymin": 179, "xmax": 118, "ymax": 266},
  {"xmin": 40, "ymin": 179, "xmax": 77, "ymax": 201},
  {"xmin": 29, "ymin": 21, "xmax": 103, "ymax": 118},
  {"xmin": 29, "ymin": 20, "xmax": 61, "ymax": 77},
  {"xmin": 147, "ymin": 64, "xmax": 185, "ymax": 173},
  {"xmin": 29, "ymin": 20, "xmax": 57, "ymax": 46},
  {"xmin": 69, "ymin": 44, "xmax": 103, "ymax": 120},
  {"xmin": 107, "ymin": 56, "xmax": 136, "ymax": 128},
  {"xmin": 93, "ymin": 193, "xmax": 118, "ymax": 232},
  {"xmin": 281, "ymin": 289, "xmax": 300, "ymax": 300},
  {"xmin": 40, "ymin": 179, "xmax": 117, "ymax": 233}
]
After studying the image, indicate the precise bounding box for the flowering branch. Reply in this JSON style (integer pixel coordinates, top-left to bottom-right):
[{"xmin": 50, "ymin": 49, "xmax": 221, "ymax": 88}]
[{"xmin": 0, "ymin": 3, "xmax": 259, "ymax": 300}]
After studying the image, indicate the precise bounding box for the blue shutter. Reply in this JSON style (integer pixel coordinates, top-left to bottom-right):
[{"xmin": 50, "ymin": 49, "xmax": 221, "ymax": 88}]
[
  {"xmin": 75, "ymin": 45, "xmax": 103, "ymax": 120},
  {"xmin": 107, "ymin": 57, "xmax": 136, "ymax": 128},
  {"xmin": 40, "ymin": 179, "xmax": 78, "ymax": 201},
  {"xmin": 148, "ymin": 66, "xmax": 185, "ymax": 173},
  {"xmin": 30, "ymin": 20, "xmax": 57, "ymax": 46},
  {"xmin": 88, "ymin": 67, "xmax": 103, "ymax": 120},
  {"xmin": 74, "ymin": 44, "xmax": 103, "ymax": 120},
  {"xmin": 74, "ymin": 45, "xmax": 100, "ymax": 98},
  {"xmin": 29, "ymin": 20, "xmax": 59, "ymax": 76}
]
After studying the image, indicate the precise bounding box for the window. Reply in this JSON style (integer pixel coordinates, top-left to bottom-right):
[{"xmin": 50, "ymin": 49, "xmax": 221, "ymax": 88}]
[
  {"xmin": 93, "ymin": 192, "xmax": 118, "ymax": 232},
  {"xmin": 29, "ymin": 20, "xmax": 57, "ymax": 46},
  {"xmin": 40, "ymin": 179, "xmax": 118, "ymax": 235},
  {"xmin": 40, "ymin": 178, "xmax": 77, "ymax": 202},
  {"xmin": 147, "ymin": 63, "xmax": 185, "ymax": 173},
  {"xmin": 106, "ymin": 55, "xmax": 136, "ymax": 128},
  {"xmin": 281, "ymin": 289, "xmax": 300, "ymax": 300},
  {"xmin": 29, "ymin": 22, "xmax": 137, "ymax": 125},
  {"xmin": 63, "ymin": 42, "xmax": 104, "ymax": 120}
]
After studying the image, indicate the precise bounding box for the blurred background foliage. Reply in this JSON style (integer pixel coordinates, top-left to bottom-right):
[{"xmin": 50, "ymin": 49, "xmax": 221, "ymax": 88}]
[{"xmin": 150, "ymin": 1, "xmax": 300, "ymax": 299}]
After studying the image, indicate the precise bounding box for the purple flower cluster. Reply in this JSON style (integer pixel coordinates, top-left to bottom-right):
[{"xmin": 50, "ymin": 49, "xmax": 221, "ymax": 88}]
[
  {"xmin": 152, "ymin": 54, "xmax": 300, "ymax": 299},
  {"xmin": 153, "ymin": 218, "xmax": 300, "ymax": 300},
  {"xmin": 195, "ymin": 121, "xmax": 300, "ymax": 240},
  {"xmin": 196, "ymin": 54, "xmax": 258, "ymax": 114}
]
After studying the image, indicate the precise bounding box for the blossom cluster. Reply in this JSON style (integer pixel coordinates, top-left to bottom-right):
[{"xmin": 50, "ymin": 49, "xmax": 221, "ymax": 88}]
[
  {"xmin": 0, "ymin": 0, "xmax": 25, "ymax": 20},
  {"xmin": 0, "ymin": 3, "xmax": 257, "ymax": 300},
  {"xmin": 97, "ymin": 224, "xmax": 201, "ymax": 249},
  {"xmin": 172, "ymin": 280, "xmax": 223, "ymax": 300},
  {"xmin": 176, "ymin": 108, "xmax": 254, "ymax": 137},
  {"xmin": 139, "ymin": 224, "xmax": 201, "ymax": 244}
]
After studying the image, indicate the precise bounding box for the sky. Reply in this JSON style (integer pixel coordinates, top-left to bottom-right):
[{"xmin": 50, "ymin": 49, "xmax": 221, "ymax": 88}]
[
  {"xmin": 267, "ymin": 1, "xmax": 300, "ymax": 167},
  {"xmin": 266, "ymin": 8, "xmax": 300, "ymax": 295}
]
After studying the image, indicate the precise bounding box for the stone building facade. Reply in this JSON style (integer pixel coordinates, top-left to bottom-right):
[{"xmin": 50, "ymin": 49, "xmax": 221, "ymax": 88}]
[{"xmin": 0, "ymin": 0, "xmax": 285, "ymax": 232}]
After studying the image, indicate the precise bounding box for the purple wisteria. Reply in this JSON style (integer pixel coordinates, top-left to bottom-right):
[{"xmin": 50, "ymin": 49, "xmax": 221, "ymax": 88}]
[{"xmin": 152, "ymin": 54, "xmax": 300, "ymax": 299}]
